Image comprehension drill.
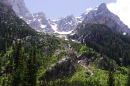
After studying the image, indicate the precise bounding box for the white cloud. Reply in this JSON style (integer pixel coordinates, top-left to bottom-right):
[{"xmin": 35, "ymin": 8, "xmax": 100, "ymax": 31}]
[{"xmin": 107, "ymin": 0, "xmax": 130, "ymax": 28}]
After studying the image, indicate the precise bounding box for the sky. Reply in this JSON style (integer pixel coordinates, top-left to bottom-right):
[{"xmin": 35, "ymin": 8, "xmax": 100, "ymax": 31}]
[
  {"xmin": 24, "ymin": 0, "xmax": 116, "ymax": 20},
  {"xmin": 107, "ymin": 0, "xmax": 130, "ymax": 28},
  {"xmin": 24, "ymin": 0, "xmax": 130, "ymax": 28}
]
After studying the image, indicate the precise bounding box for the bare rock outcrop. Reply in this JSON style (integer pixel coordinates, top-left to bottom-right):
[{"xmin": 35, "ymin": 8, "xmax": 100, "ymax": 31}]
[{"xmin": 39, "ymin": 52, "xmax": 77, "ymax": 82}]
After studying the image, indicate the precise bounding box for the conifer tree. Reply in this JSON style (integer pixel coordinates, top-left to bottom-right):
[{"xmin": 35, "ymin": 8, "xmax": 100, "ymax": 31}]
[
  {"xmin": 107, "ymin": 71, "xmax": 114, "ymax": 86},
  {"xmin": 127, "ymin": 67, "xmax": 130, "ymax": 86},
  {"xmin": 107, "ymin": 62, "xmax": 115, "ymax": 86},
  {"xmin": 11, "ymin": 41, "xmax": 26, "ymax": 86},
  {"xmin": 26, "ymin": 47, "xmax": 37, "ymax": 86}
]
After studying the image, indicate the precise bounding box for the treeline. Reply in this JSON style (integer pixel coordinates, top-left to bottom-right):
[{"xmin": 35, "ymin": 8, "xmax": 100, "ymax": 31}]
[
  {"xmin": 71, "ymin": 24, "xmax": 130, "ymax": 66},
  {"xmin": 1, "ymin": 2, "xmax": 130, "ymax": 85},
  {"xmin": 0, "ymin": 4, "xmax": 37, "ymax": 53}
]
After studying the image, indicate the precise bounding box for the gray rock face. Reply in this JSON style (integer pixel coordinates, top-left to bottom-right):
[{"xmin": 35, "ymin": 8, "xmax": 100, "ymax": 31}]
[
  {"xmin": 0, "ymin": 2, "xmax": 16, "ymax": 16},
  {"xmin": 0, "ymin": 0, "xmax": 54, "ymax": 33},
  {"xmin": 39, "ymin": 52, "xmax": 77, "ymax": 82},
  {"xmin": 28, "ymin": 12, "xmax": 54, "ymax": 33},
  {"xmin": 56, "ymin": 15, "xmax": 77, "ymax": 32},
  {"xmin": 82, "ymin": 3, "xmax": 130, "ymax": 34},
  {"xmin": 0, "ymin": 0, "xmax": 78, "ymax": 33},
  {"xmin": 0, "ymin": 0, "xmax": 30, "ymax": 17},
  {"xmin": 1, "ymin": 0, "xmax": 130, "ymax": 34}
]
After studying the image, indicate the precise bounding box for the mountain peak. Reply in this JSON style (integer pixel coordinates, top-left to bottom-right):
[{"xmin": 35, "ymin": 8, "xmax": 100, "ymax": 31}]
[
  {"xmin": 67, "ymin": 14, "xmax": 75, "ymax": 18},
  {"xmin": 97, "ymin": 3, "xmax": 110, "ymax": 14},
  {"xmin": 33, "ymin": 12, "xmax": 46, "ymax": 18},
  {"xmin": 98, "ymin": 3, "xmax": 106, "ymax": 8},
  {"xmin": 82, "ymin": 3, "xmax": 130, "ymax": 34}
]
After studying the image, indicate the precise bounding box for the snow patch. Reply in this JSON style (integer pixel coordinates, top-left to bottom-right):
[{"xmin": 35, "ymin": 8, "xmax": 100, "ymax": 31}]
[
  {"xmin": 86, "ymin": 8, "xmax": 93, "ymax": 13},
  {"xmin": 51, "ymin": 24, "xmax": 73, "ymax": 34},
  {"xmin": 76, "ymin": 16, "xmax": 82, "ymax": 19},
  {"xmin": 38, "ymin": 19, "xmax": 41, "ymax": 22},
  {"xmin": 27, "ymin": 22, "xmax": 30, "ymax": 24},
  {"xmin": 20, "ymin": 16, "xmax": 23, "ymax": 19},
  {"xmin": 40, "ymin": 25, "xmax": 46, "ymax": 28},
  {"xmin": 36, "ymin": 30, "xmax": 41, "ymax": 32},
  {"xmin": 33, "ymin": 18, "xmax": 36, "ymax": 21},
  {"xmin": 57, "ymin": 30, "xmax": 73, "ymax": 34},
  {"xmin": 84, "ymin": 7, "xmax": 98, "ymax": 14},
  {"xmin": 68, "ymin": 21, "xmax": 72, "ymax": 24},
  {"xmin": 51, "ymin": 24, "xmax": 58, "ymax": 32},
  {"xmin": 123, "ymin": 32, "xmax": 126, "ymax": 35}
]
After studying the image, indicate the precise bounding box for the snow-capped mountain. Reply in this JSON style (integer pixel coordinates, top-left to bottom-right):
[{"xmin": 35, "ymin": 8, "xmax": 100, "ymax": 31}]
[
  {"xmin": 79, "ymin": 7, "xmax": 98, "ymax": 21},
  {"xmin": 25, "ymin": 12, "xmax": 54, "ymax": 33},
  {"xmin": 0, "ymin": 0, "xmax": 130, "ymax": 35},
  {"xmin": 0, "ymin": 0, "xmax": 54, "ymax": 33},
  {"xmin": 0, "ymin": 0, "xmax": 77, "ymax": 34},
  {"xmin": 54, "ymin": 15, "xmax": 77, "ymax": 32}
]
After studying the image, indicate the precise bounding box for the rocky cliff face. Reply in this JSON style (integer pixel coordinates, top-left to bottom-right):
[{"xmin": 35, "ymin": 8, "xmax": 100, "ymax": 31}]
[
  {"xmin": 0, "ymin": 0, "xmax": 30, "ymax": 17},
  {"xmin": 56, "ymin": 15, "xmax": 77, "ymax": 32},
  {"xmin": 21, "ymin": 2, "xmax": 130, "ymax": 35},
  {"xmin": 82, "ymin": 3, "xmax": 130, "ymax": 34},
  {"xmin": 1, "ymin": 0, "xmax": 130, "ymax": 35},
  {"xmin": 25, "ymin": 12, "xmax": 54, "ymax": 33},
  {"xmin": 0, "ymin": 0, "xmax": 54, "ymax": 33},
  {"xmin": 0, "ymin": 0, "xmax": 77, "ymax": 34}
]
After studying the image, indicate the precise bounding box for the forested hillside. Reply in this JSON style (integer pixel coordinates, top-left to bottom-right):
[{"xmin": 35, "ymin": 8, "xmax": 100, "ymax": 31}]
[
  {"xmin": 71, "ymin": 23, "xmax": 130, "ymax": 66},
  {"xmin": 1, "ymin": 2, "xmax": 130, "ymax": 86}
]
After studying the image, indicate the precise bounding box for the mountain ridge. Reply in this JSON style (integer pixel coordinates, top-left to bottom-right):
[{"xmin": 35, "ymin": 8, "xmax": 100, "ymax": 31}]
[
  {"xmin": 0, "ymin": 0, "xmax": 130, "ymax": 35},
  {"xmin": 82, "ymin": 3, "xmax": 130, "ymax": 34},
  {"xmin": 1, "ymin": 1, "xmax": 130, "ymax": 85}
]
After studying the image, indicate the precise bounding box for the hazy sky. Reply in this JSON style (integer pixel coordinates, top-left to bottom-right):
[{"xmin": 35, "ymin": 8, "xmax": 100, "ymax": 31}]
[{"xmin": 24, "ymin": 0, "xmax": 116, "ymax": 20}]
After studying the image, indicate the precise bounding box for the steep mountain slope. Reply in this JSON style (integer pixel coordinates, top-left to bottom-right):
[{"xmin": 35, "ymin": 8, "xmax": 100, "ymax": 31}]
[
  {"xmin": 0, "ymin": 0, "xmax": 54, "ymax": 33},
  {"xmin": 56, "ymin": 15, "xmax": 77, "ymax": 32},
  {"xmin": 0, "ymin": 2, "xmax": 77, "ymax": 85},
  {"xmin": 0, "ymin": 0, "xmax": 77, "ymax": 34},
  {"xmin": 1, "ymin": 0, "xmax": 130, "ymax": 35},
  {"xmin": 82, "ymin": 3, "xmax": 130, "ymax": 34},
  {"xmin": 1, "ymin": 2, "xmax": 130, "ymax": 86},
  {"xmin": 70, "ymin": 23, "xmax": 130, "ymax": 66},
  {"xmin": 0, "ymin": 2, "xmax": 37, "ymax": 52},
  {"xmin": 29, "ymin": 12, "xmax": 54, "ymax": 33},
  {"xmin": 0, "ymin": 0, "xmax": 30, "ymax": 17},
  {"xmin": 23, "ymin": 2, "xmax": 130, "ymax": 34},
  {"xmin": 0, "ymin": 3, "xmax": 95, "ymax": 85}
]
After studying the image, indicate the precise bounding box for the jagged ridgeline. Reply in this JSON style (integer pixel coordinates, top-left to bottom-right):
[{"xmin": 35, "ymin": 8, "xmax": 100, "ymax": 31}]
[
  {"xmin": 0, "ymin": 3, "xmax": 82, "ymax": 85},
  {"xmin": 1, "ymin": 2, "xmax": 130, "ymax": 86},
  {"xmin": 0, "ymin": 2, "xmax": 87, "ymax": 86}
]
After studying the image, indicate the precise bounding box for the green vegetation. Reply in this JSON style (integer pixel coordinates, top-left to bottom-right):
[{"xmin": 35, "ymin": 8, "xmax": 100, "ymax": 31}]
[
  {"xmin": 72, "ymin": 23, "xmax": 130, "ymax": 66},
  {"xmin": 1, "ymin": 2, "xmax": 130, "ymax": 86}
]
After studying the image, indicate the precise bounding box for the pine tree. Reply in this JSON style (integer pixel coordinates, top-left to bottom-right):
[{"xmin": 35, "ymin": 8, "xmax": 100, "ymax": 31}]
[
  {"xmin": 11, "ymin": 41, "xmax": 26, "ymax": 86},
  {"xmin": 26, "ymin": 47, "xmax": 37, "ymax": 86},
  {"xmin": 13, "ymin": 41, "xmax": 21, "ymax": 69},
  {"xmin": 127, "ymin": 67, "xmax": 130, "ymax": 86},
  {"xmin": 107, "ymin": 60, "xmax": 115, "ymax": 86},
  {"xmin": 107, "ymin": 71, "xmax": 114, "ymax": 86}
]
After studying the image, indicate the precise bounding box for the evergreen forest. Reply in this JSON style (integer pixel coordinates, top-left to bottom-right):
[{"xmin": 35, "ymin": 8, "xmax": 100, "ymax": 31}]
[{"xmin": 0, "ymin": 2, "xmax": 130, "ymax": 86}]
